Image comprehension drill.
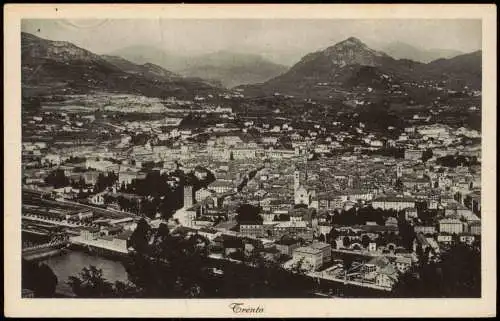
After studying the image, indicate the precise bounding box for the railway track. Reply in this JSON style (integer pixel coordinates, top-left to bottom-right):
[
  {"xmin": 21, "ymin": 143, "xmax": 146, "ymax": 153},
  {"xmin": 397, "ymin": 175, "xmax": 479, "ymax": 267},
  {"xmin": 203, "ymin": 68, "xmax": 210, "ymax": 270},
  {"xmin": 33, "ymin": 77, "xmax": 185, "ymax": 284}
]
[{"xmin": 23, "ymin": 188, "xmax": 140, "ymax": 220}]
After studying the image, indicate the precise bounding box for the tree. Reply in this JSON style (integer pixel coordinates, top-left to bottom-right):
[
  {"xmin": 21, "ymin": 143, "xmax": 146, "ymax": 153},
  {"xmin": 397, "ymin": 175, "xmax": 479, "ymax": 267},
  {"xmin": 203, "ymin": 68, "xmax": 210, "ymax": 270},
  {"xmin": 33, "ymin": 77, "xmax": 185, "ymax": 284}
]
[
  {"xmin": 66, "ymin": 156, "xmax": 86, "ymax": 164},
  {"xmin": 277, "ymin": 214, "xmax": 290, "ymax": 221},
  {"xmin": 327, "ymin": 228, "xmax": 339, "ymax": 244},
  {"xmin": 361, "ymin": 235, "xmax": 371, "ymax": 248},
  {"xmin": 424, "ymin": 246, "xmax": 432, "ymax": 263},
  {"xmin": 103, "ymin": 194, "xmax": 114, "ymax": 205},
  {"xmin": 391, "ymin": 270, "xmax": 421, "ymax": 297},
  {"xmin": 108, "ymin": 171, "xmax": 118, "ymax": 186},
  {"xmin": 159, "ymin": 197, "xmax": 176, "ymax": 220},
  {"xmin": 395, "ymin": 178, "xmax": 404, "ymax": 191},
  {"xmin": 151, "ymin": 222, "xmax": 170, "ymax": 256},
  {"xmin": 290, "ymin": 257, "xmax": 309, "ymax": 275},
  {"xmin": 422, "ymin": 149, "xmax": 433, "ymax": 162},
  {"xmin": 415, "ymin": 243, "xmax": 424, "ymax": 265},
  {"xmin": 22, "ymin": 260, "xmax": 58, "ymax": 297},
  {"xmin": 94, "ymin": 172, "xmax": 118, "ymax": 193},
  {"xmin": 343, "ymin": 256, "xmax": 354, "ymax": 271},
  {"xmin": 117, "ymin": 196, "xmax": 128, "ymax": 211},
  {"xmin": 68, "ymin": 265, "xmax": 115, "ymax": 298},
  {"xmin": 68, "ymin": 266, "xmax": 142, "ymax": 298},
  {"xmin": 113, "ymin": 280, "xmax": 143, "ymax": 298},
  {"xmin": 236, "ymin": 204, "xmax": 262, "ymax": 224},
  {"xmin": 343, "ymin": 236, "xmax": 351, "ymax": 248},
  {"xmin": 141, "ymin": 198, "xmax": 158, "ymax": 219},
  {"xmin": 129, "ymin": 218, "xmax": 152, "ymax": 254},
  {"xmin": 78, "ymin": 177, "xmax": 86, "ymax": 189},
  {"xmin": 45, "ymin": 169, "xmax": 70, "ymax": 188},
  {"xmin": 94, "ymin": 173, "xmax": 107, "ymax": 193},
  {"xmin": 122, "ymin": 229, "xmax": 212, "ymax": 298},
  {"xmin": 399, "ymin": 219, "xmax": 416, "ymax": 250},
  {"xmin": 392, "ymin": 243, "xmax": 480, "ymax": 298}
]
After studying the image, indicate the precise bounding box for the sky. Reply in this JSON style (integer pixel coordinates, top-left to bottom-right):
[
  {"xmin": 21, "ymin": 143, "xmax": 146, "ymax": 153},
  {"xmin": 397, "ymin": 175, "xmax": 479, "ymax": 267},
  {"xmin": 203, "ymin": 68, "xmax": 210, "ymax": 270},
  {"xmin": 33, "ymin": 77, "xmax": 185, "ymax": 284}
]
[{"xmin": 21, "ymin": 19, "xmax": 482, "ymax": 66}]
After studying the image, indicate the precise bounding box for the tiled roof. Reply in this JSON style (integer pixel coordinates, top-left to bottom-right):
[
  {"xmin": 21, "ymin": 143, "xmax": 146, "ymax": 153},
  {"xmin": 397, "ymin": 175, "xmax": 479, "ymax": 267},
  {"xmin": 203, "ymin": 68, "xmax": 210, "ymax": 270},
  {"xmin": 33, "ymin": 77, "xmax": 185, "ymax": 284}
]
[
  {"xmin": 395, "ymin": 256, "xmax": 412, "ymax": 264},
  {"xmin": 115, "ymin": 230, "xmax": 133, "ymax": 240},
  {"xmin": 309, "ymin": 242, "xmax": 331, "ymax": 250},
  {"xmin": 439, "ymin": 218, "xmax": 462, "ymax": 224},
  {"xmin": 373, "ymin": 196, "xmax": 415, "ymax": 202},
  {"xmin": 209, "ymin": 180, "xmax": 235, "ymax": 188},
  {"xmin": 274, "ymin": 221, "xmax": 307, "ymax": 228},
  {"xmin": 294, "ymin": 246, "xmax": 323, "ymax": 255}
]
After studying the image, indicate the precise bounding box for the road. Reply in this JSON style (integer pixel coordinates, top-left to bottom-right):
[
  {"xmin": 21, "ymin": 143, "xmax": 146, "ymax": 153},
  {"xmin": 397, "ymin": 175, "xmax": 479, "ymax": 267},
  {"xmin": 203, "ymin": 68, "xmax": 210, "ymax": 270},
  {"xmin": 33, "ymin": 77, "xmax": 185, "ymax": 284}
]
[{"xmin": 100, "ymin": 122, "xmax": 126, "ymax": 131}]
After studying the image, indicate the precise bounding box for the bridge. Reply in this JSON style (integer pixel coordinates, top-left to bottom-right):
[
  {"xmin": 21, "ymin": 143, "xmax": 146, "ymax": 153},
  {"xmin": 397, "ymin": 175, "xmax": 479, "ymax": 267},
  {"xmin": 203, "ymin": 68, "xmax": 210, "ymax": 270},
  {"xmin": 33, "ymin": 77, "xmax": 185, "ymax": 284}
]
[
  {"xmin": 23, "ymin": 239, "xmax": 68, "ymax": 253},
  {"xmin": 22, "ymin": 235, "xmax": 70, "ymax": 261}
]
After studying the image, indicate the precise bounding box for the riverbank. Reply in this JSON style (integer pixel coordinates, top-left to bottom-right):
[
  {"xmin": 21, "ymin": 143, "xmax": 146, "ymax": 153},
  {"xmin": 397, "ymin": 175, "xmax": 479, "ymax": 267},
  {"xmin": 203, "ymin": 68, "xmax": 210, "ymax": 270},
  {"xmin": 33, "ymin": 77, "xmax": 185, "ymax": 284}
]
[
  {"xmin": 23, "ymin": 248, "xmax": 67, "ymax": 262},
  {"xmin": 41, "ymin": 249, "xmax": 129, "ymax": 296},
  {"xmin": 204, "ymin": 254, "xmax": 389, "ymax": 298},
  {"xmin": 67, "ymin": 243, "xmax": 130, "ymax": 262},
  {"xmin": 33, "ymin": 247, "xmax": 391, "ymax": 298}
]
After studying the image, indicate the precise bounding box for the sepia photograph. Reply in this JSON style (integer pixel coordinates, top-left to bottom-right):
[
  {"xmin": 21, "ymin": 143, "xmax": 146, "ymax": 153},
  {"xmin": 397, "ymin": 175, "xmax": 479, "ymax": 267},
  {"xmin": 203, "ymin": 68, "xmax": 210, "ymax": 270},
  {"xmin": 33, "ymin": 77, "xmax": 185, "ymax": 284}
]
[{"xmin": 4, "ymin": 4, "xmax": 497, "ymax": 318}]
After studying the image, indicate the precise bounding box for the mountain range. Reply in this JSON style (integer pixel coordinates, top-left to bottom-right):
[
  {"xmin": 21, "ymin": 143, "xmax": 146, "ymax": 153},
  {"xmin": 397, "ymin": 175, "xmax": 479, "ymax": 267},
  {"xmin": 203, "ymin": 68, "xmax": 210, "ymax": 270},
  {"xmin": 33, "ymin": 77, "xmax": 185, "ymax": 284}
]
[
  {"xmin": 238, "ymin": 37, "xmax": 481, "ymax": 99},
  {"xmin": 21, "ymin": 32, "xmax": 222, "ymax": 99},
  {"xmin": 380, "ymin": 41, "xmax": 464, "ymax": 63},
  {"xmin": 22, "ymin": 32, "xmax": 481, "ymax": 103},
  {"xmin": 109, "ymin": 46, "xmax": 288, "ymax": 88}
]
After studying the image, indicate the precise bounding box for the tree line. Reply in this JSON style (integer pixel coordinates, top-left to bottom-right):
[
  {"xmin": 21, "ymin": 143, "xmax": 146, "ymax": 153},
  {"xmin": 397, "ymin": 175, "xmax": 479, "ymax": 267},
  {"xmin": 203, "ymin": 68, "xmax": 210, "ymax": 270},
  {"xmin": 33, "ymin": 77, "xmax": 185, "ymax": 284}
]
[
  {"xmin": 22, "ymin": 259, "xmax": 58, "ymax": 297},
  {"xmin": 67, "ymin": 218, "xmax": 316, "ymax": 298},
  {"xmin": 392, "ymin": 242, "xmax": 481, "ymax": 297},
  {"xmin": 436, "ymin": 154, "xmax": 479, "ymax": 168}
]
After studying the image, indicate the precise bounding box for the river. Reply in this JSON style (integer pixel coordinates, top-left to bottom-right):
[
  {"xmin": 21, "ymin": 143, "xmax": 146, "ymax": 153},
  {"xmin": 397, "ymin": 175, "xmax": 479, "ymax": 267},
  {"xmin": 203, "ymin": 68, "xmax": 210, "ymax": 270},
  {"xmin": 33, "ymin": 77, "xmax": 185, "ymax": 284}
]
[
  {"xmin": 42, "ymin": 250, "xmax": 129, "ymax": 296},
  {"xmin": 41, "ymin": 250, "xmax": 385, "ymax": 298}
]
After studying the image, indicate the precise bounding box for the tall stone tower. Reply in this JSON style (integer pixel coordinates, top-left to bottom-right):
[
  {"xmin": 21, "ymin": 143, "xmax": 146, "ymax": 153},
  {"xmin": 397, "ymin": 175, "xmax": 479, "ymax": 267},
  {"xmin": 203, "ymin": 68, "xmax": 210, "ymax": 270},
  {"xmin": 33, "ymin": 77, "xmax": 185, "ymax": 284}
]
[
  {"xmin": 183, "ymin": 185, "xmax": 193, "ymax": 208},
  {"xmin": 347, "ymin": 175, "xmax": 354, "ymax": 188},
  {"xmin": 294, "ymin": 170, "xmax": 301, "ymax": 191}
]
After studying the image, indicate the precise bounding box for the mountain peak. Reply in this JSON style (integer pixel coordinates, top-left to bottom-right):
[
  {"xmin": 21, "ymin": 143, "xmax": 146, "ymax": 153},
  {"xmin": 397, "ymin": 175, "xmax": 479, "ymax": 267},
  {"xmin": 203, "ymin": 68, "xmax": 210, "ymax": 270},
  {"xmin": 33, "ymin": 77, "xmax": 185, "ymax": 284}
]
[
  {"xmin": 325, "ymin": 36, "xmax": 378, "ymax": 54},
  {"xmin": 318, "ymin": 36, "xmax": 387, "ymax": 67},
  {"xmin": 340, "ymin": 37, "xmax": 365, "ymax": 46},
  {"xmin": 22, "ymin": 31, "xmax": 103, "ymax": 63}
]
